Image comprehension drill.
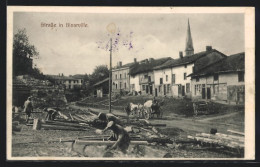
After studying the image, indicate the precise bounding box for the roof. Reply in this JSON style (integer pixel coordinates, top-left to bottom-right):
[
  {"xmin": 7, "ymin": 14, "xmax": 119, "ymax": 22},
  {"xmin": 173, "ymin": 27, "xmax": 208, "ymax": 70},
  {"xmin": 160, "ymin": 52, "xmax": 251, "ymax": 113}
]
[
  {"xmin": 113, "ymin": 62, "xmax": 136, "ymax": 70},
  {"xmin": 153, "ymin": 49, "xmax": 226, "ymax": 70},
  {"xmin": 47, "ymin": 75, "xmax": 80, "ymax": 80},
  {"xmin": 93, "ymin": 78, "xmax": 109, "ymax": 87},
  {"xmin": 129, "ymin": 57, "xmax": 172, "ymax": 75},
  {"xmin": 189, "ymin": 52, "xmax": 245, "ymax": 77}
]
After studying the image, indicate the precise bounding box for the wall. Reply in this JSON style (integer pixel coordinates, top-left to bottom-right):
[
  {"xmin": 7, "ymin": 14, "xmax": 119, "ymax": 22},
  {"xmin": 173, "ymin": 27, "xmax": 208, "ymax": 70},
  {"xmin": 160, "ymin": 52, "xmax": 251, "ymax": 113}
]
[{"xmin": 130, "ymin": 75, "xmax": 140, "ymax": 92}]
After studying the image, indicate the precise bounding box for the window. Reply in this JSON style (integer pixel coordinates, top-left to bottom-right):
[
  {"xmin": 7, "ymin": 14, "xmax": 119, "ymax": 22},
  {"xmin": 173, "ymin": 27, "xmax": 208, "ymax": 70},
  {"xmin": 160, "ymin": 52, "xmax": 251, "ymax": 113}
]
[
  {"xmin": 172, "ymin": 74, "xmax": 175, "ymax": 84},
  {"xmin": 120, "ymin": 82, "xmax": 122, "ymax": 89},
  {"xmin": 159, "ymin": 85, "xmax": 161, "ymax": 92},
  {"xmin": 115, "ymin": 74, "xmax": 117, "ymax": 79},
  {"xmin": 115, "ymin": 84, "xmax": 117, "ymax": 89},
  {"xmin": 214, "ymin": 74, "xmax": 219, "ymax": 81},
  {"xmin": 167, "ymin": 84, "xmax": 170, "ymax": 93},
  {"xmin": 142, "ymin": 85, "xmax": 146, "ymax": 91},
  {"xmin": 124, "ymin": 82, "xmax": 126, "ymax": 88},
  {"xmin": 186, "ymin": 83, "xmax": 190, "ymax": 93},
  {"xmin": 196, "ymin": 77, "xmax": 199, "ymax": 82},
  {"xmin": 69, "ymin": 80, "xmax": 71, "ymax": 83},
  {"xmin": 184, "ymin": 73, "xmax": 187, "ymax": 80},
  {"xmin": 148, "ymin": 76, "xmax": 151, "ymax": 82},
  {"xmin": 166, "ymin": 75, "xmax": 168, "ymax": 82},
  {"xmin": 192, "ymin": 66, "xmax": 195, "ymax": 73},
  {"xmin": 238, "ymin": 72, "xmax": 244, "ymax": 82},
  {"xmin": 144, "ymin": 75, "xmax": 148, "ymax": 78},
  {"xmin": 160, "ymin": 78, "xmax": 163, "ymax": 84},
  {"xmin": 74, "ymin": 80, "xmax": 76, "ymax": 83},
  {"xmin": 184, "ymin": 64, "xmax": 187, "ymax": 68},
  {"xmin": 124, "ymin": 73, "xmax": 126, "ymax": 78},
  {"xmin": 120, "ymin": 74, "xmax": 122, "ymax": 79}
]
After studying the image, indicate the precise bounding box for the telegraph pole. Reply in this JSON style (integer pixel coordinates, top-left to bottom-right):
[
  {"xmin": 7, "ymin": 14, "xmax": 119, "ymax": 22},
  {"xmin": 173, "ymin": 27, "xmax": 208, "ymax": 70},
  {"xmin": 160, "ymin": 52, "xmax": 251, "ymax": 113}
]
[{"xmin": 109, "ymin": 38, "xmax": 112, "ymax": 113}]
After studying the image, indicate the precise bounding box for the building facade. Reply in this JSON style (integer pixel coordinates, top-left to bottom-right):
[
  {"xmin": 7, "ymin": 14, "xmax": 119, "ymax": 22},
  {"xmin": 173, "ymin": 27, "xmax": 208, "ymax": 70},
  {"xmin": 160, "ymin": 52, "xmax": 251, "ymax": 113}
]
[
  {"xmin": 189, "ymin": 52, "xmax": 245, "ymax": 104},
  {"xmin": 153, "ymin": 48, "xmax": 227, "ymax": 98},
  {"xmin": 128, "ymin": 57, "xmax": 172, "ymax": 96},
  {"xmin": 112, "ymin": 61, "xmax": 135, "ymax": 94},
  {"xmin": 49, "ymin": 74, "xmax": 84, "ymax": 90}
]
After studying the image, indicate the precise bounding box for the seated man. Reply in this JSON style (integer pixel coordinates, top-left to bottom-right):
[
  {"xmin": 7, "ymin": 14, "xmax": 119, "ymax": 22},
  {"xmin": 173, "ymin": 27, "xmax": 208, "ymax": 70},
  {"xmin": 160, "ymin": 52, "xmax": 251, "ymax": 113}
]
[
  {"xmin": 43, "ymin": 108, "xmax": 59, "ymax": 121},
  {"xmin": 102, "ymin": 121, "xmax": 130, "ymax": 153}
]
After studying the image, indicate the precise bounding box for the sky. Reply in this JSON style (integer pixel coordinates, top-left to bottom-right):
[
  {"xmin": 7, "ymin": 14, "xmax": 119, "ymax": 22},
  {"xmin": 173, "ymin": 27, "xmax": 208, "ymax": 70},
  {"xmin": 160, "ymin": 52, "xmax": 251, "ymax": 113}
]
[{"xmin": 13, "ymin": 12, "xmax": 244, "ymax": 75}]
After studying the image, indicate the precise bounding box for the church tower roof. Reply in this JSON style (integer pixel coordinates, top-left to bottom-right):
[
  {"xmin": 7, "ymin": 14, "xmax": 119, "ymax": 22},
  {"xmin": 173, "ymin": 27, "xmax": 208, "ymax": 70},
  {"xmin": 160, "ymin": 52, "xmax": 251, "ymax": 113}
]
[{"xmin": 185, "ymin": 19, "xmax": 194, "ymax": 56}]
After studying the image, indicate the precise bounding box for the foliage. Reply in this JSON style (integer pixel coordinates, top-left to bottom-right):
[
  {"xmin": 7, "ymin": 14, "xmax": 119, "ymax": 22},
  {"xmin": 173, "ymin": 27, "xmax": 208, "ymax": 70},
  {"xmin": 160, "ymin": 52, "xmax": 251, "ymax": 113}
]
[
  {"xmin": 13, "ymin": 28, "xmax": 39, "ymax": 76},
  {"xmin": 88, "ymin": 65, "xmax": 109, "ymax": 85}
]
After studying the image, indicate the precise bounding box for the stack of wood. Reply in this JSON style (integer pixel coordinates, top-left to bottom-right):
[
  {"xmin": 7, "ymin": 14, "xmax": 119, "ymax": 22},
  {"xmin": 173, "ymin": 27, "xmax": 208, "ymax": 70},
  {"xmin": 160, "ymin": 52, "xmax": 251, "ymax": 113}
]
[
  {"xmin": 28, "ymin": 118, "xmax": 93, "ymax": 131},
  {"xmin": 187, "ymin": 130, "xmax": 244, "ymax": 149}
]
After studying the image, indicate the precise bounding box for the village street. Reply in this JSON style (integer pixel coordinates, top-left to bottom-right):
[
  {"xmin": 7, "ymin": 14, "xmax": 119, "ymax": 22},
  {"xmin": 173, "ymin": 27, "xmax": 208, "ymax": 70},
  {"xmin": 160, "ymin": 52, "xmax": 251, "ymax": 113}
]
[{"xmin": 68, "ymin": 102, "xmax": 244, "ymax": 136}]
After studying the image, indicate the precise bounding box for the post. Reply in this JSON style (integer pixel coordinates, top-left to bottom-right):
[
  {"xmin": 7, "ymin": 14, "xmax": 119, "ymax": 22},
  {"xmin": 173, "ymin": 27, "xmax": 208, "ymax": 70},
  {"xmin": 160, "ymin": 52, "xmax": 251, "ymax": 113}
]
[{"xmin": 109, "ymin": 38, "xmax": 112, "ymax": 113}]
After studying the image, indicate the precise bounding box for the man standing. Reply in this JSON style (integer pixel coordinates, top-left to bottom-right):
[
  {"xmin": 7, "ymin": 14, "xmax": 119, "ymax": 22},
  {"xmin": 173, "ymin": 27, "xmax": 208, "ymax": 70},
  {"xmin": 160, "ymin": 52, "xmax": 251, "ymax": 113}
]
[
  {"xmin": 102, "ymin": 121, "xmax": 130, "ymax": 153},
  {"xmin": 23, "ymin": 97, "xmax": 33, "ymax": 123}
]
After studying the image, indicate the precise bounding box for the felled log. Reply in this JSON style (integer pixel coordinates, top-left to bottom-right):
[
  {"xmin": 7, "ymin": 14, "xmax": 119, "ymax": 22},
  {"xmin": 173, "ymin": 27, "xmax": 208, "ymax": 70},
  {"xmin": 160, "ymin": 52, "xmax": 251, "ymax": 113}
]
[
  {"xmin": 227, "ymin": 130, "xmax": 244, "ymax": 136},
  {"xmin": 75, "ymin": 139, "xmax": 149, "ymax": 146},
  {"xmin": 45, "ymin": 120, "xmax": 90, "ymax": 128},
  {"xmin": 187, "ymin": 135, "xmax": 244, "ymax": 148},
  {"xmin": 196, "ymin": 133, "xmax": 244, "ymax": 142},
  {"xmin": 41, "ymin": 124, "xmax": 88, "ymax": 131}
]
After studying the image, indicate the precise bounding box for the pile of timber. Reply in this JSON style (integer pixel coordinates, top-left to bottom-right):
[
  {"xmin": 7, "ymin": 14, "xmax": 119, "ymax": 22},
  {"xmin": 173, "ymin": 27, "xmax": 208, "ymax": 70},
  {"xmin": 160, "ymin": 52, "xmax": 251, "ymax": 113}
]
[
  {"xmin": 187, "ymin": 131, "xmax": 244, "ymax": 149},
  {"xmin": 28, "ymin": 118, "xmax": 93, "ymax": 131}
]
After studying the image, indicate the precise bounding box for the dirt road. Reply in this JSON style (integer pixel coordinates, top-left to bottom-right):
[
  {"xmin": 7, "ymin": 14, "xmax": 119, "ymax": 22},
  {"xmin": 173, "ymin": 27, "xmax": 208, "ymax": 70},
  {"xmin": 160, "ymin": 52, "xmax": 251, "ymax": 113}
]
[{"xmin": 69, "ymin": 104, "xmax": 244, "ymax": 135}]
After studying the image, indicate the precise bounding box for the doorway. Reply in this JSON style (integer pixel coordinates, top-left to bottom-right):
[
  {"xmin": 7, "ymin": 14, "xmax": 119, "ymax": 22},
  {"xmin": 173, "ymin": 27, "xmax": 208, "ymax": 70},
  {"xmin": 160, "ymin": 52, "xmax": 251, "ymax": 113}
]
[
  {"xmin": 207, "ymin": 87, "xmax": 211, "ymax": 99},
  {"xmin": 182, "ymin": 86, "xmax": 185, "ymax": 96},
  {"xmin": 155, "ymin": 88, "xmax": 158, "ymax": 97},
  {"xmin": 149, "ymin": 85, "xmax": 153, "ymax": 94},
  {"xmin": 202, "ymin": 84, "xmax": 206, "ymax": 99}
]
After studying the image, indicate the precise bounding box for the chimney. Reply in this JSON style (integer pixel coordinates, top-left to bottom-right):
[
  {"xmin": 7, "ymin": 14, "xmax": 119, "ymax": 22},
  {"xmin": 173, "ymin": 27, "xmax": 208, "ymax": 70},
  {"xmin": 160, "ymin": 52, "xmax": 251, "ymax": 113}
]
[
  {"xmin": 206, "ymin": 46, "xmax": 212, "ymax": 51},
  {"xmin": 117, "ymin": 61, "xmax": 122, "ymax": 67},
  {"xmin": 179, "ymin": 51, "xmax": 183, "ymax": 59},
  {"xmin": 134, "ymin": 58, "xmax": 137, "ymax": 63},
  {"xmin": 149, "ymin": 58, "xmax": 154, "ymax": 62}
]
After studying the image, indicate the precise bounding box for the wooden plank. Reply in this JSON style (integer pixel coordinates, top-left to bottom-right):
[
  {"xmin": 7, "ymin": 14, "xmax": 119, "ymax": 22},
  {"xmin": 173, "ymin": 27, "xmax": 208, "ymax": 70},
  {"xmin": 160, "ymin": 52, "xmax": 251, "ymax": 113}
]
[
  {"xmin": 41, "ymin": 124, "xmax": 88, "ymax": 131},
  {"xmin": 75, "ymin": 140, "xmax": 149, "ymax": 145},
  {"xmin": 196, "ymin": 133, "xmax": 244, "ymax": 143},
  {"xmin": 45, "ymin": 120, "xmax": 90, "ymax": 128},
  {"xmin": 188, "ymin": 135, "xmax": 244, "ymax": 148},
  {"xmin": 227, "ymin": 130, "xmax": 245, "ymax": 136}
]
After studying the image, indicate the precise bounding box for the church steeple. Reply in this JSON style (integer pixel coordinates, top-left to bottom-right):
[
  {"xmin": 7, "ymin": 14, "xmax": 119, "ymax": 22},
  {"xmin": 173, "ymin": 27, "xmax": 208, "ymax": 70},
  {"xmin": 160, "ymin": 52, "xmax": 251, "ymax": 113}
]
[{"xmin": 185, "ymin": 19, "xmax": 194, "ymax": 56}]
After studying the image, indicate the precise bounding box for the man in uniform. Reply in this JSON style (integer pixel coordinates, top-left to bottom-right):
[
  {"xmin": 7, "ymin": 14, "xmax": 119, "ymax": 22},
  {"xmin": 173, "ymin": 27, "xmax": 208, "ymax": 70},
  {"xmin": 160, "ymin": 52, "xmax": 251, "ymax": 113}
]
[
  {"xmin": 23, "ymin": 97, "xmax": 33, "ymax": 123},
  {"xmin": 102, "ymin": 121, "xmax": 130, "ymax": 153}
]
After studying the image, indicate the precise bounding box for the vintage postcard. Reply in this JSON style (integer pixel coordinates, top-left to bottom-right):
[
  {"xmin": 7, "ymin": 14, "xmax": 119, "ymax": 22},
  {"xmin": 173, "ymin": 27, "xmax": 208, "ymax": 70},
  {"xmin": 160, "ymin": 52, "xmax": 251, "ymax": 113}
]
[{"xmin": 6, "ymin": 6, "xmax": 255, "ymax": 160}]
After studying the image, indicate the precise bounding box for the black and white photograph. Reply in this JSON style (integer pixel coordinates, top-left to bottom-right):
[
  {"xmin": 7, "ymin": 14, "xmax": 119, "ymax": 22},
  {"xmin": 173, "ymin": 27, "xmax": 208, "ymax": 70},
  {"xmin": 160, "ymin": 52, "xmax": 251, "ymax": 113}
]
[{"xmin": 6, "ymin": 7, "xmax": 255, "ymax": 160}]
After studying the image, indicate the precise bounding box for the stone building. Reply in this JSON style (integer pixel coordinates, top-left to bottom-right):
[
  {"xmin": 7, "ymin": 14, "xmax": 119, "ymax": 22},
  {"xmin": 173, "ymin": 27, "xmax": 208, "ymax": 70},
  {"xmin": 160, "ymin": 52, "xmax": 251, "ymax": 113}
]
[
  {"xmin": 189, "ymin": 52, "xmax": 245, "ymax": 104},
  {"xmin": 112, "ymin": 60, "xmax": 136, "ymax": 94},
  {"xmin": 129, "ymin": 57, "xmax": 172, "ymax": 95}
]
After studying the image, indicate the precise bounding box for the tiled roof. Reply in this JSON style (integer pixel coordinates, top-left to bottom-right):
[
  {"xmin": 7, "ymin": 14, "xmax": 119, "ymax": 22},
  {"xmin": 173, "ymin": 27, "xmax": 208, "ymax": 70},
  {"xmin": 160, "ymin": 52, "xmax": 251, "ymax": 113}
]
[
  {"xmin": 129, "ymin": 57, "xmax": 172, "ymax": 75},
  {"xmin": 189, "ymin": 52, "xmax": 244, "ymax": 77},
  {"xmin": 154, "ymin": 49, "xmax": 226, "ymax": 70}
]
